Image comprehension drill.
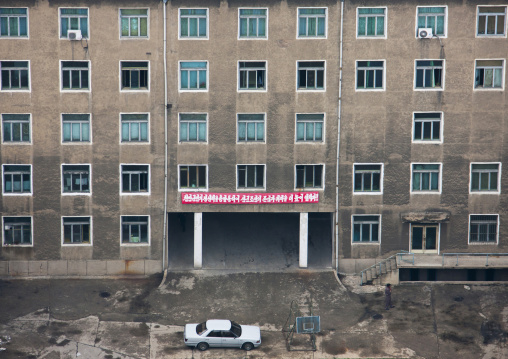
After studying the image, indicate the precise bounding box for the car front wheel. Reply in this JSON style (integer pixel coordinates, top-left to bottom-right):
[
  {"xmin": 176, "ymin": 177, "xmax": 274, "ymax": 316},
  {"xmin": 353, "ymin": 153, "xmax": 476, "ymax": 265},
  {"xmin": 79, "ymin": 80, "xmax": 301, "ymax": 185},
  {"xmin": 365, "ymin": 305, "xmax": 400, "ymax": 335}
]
[
  {"xmin": 197, "ymin": 342, "xmax": 209, "ymax": 351},
  {"xmin": 242, "ymin": 342, "xmax": 254, "ymax": 351}
]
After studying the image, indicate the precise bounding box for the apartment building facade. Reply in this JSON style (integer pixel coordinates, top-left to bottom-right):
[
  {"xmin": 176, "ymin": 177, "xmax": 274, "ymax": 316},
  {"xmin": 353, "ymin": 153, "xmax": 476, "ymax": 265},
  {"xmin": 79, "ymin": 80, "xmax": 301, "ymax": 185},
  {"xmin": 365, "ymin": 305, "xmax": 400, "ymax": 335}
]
[{"xmin": 1, "ymin": 0, "xmax": 507, "ymax": 276}]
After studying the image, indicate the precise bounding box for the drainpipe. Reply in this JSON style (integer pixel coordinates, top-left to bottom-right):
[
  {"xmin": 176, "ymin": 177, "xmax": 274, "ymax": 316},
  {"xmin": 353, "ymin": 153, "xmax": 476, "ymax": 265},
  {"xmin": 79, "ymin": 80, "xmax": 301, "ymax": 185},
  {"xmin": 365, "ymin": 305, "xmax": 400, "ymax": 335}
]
[
  {"xmin": 162, "ymin": 0, "xmax": 169, "ymax": 272},
  {"xmin": 335, "ymin": 0, "xmax": 344, "ymax": 272}
]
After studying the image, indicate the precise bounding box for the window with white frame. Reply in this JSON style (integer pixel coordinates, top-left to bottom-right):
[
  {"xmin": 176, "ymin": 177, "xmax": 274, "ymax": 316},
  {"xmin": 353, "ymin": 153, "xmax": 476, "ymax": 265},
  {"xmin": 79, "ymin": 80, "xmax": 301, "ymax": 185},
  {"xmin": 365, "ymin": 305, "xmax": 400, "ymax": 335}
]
[
  {"xmin": 121, "ymin": 114, "xmax": 148, "ymax": 142},
  {"xmin": 63, "ymin": 217, "xmax": 90, "ymax": 244},
  {"xmin": 179, "ymin": 114, "xmax": 207, "ymax": 142},
  {"xmin": 180, "ymin": 61, "xmax": 207, "ymax": 90},
  {"xmin": 475, "ymin": 60, "xmax": 504, "ymax": 89},
  {"xmin": 121, "ymin": 165, "xmax": 149, "ymax": 193},
  {"xmin": 354, "ymin": 164, "xmax": 382, "ymax": 193},
  {"xmin": 356, "ymin": 61, "xmax": 384, "ymax": 90},
  {"xmin": 471, "ymin": 163, "xmax": 500, "ymax": 192},
  {"xmin": 121, "ymin": 216, "xmax": 149, "ymax": 243},
  {"xmin": 179, "ymin": 165, "xmax": 207, "ymax": 190},
  {"xmin": 1, "ymin": 61, "xmax": 29, "ymax": 90},
  {"xmin": 121, "ymin": 61, "xmax": 148, "ymax": 90},
  {"xmin": 298, "ymin": 8, "xmax": 326, "ymax": 38},
  {"xmin": 62, "ymin": 165, "xmax": 90, "ymax": 194},
  {"xmin": 237, "ymin": 165, "xmax": 265, "ymax": 189},
  {"xmin": 352, "ymin": 215, "xmax": 380, "ymax": 242},
  {"xmin": 415, "ymin": 60, "xmax": 443, "ymax": 89},
  {"xmin": 2, "ymin": 114, "xmax": 30, "ymax": 143},
  {"xmin": 62, "ymin": 114, "xmax": 90, "ymax": 143},
  {"xmin": 297, "ymin": 61, "xmax": 324, "ymax": 90},
  {"xmin": 296, "ymin": 114, "xmax": 323, "ymax": 142},
  {"xmin": 61, "ymin": 61, "xmax": 89, "ymax": 90},
  {"xmin": 413, "ymin": 113, "xmax": 442, "ymax": 142},
  {"xmin": 412, "ymin": 164, "xmax": 440, "ymax": 192},
  {"xmin": 237, "ymin": 114, "xmax": 264, "ymax": 142},
  {"xmin": 3, "ymin": 217, "xmax": 31, "ymax": 245},
  {"xmin": 120, "ymin": 9, "xmax": 148, "ymax": 38},
  {"xmin": 239, "ymin": 9, "xmax": 267, "ymax": 38},
  {"xmin": 179, "ymin": 9, "xmax": 207, "ymax": 38},
  {"xmin": 60, "ymin": 8, "xmax": 88, "ymax": 39},
  {"xmin": 357, "ymin": 8, "xmax": 386, "ymax": 37},
  {"xmin": 477, "ymin": 6, "xmax": 506, "ymax": 36},
  {"xmin": 3, "ymin": 165, "xmax": 31, "ymax": 194},
  {"xmin": 469, "ymin": 215, "xmax": 498, "ymax": 244},
  {"xmin": 417, "ymin": 6, "xmax": 446, "ymax": 37},
  {"xmin": 239, "ymin": 61, "xmax": 266, "ymax": 90},
  {"xmin": 0, "ymin": 8, "xmax": 28, "ymax": 38},
  {"xmin": 295, "ymin": 165, "xmax": 323, "ymax": 189}
]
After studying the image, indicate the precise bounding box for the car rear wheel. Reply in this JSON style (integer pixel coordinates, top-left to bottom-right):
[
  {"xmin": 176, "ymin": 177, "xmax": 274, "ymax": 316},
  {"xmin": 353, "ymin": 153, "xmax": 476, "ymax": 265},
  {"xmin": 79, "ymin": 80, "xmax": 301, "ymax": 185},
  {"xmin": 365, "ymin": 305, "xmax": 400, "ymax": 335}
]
[
  {"xmin": 197, "ymin": 342, "xmax": 209, "ymax": 351},
  {"xmin": 242, "ymin": 342, "xmax": 254, "ymax": 351}
]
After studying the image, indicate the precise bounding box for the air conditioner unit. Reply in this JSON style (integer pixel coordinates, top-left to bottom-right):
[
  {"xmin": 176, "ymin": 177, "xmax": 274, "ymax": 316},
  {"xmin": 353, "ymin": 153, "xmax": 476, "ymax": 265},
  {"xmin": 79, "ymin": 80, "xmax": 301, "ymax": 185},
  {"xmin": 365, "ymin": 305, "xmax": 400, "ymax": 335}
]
[
  {"xmin": 418, "ymin": 28, "xmax": 433, "ymax": 39},
  {"xmin": 68, "ymin": 30, "xmax": 82, "ymax": 40}
]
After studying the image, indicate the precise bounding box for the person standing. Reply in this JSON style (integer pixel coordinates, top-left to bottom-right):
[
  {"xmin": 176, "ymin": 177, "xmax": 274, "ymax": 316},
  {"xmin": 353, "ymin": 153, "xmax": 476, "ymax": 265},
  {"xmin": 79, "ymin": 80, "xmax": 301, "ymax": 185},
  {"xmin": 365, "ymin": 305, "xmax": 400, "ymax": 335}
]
[{"xmin": 385, "ymin": 283, "xmax": 395, "ymax": 310}]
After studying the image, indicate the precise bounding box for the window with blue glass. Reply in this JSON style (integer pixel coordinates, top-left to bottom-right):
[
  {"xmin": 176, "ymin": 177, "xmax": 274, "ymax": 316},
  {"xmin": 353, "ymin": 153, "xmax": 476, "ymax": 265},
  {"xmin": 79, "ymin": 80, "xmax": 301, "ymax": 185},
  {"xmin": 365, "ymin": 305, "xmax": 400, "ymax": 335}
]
[
  {"xmin": 179, "ymin": 9, "xmax": 207, "ymax": 38},
  {"xmin": 60, "ymin": 8, "xmax": 88, "ymax": 39},
  {"xmin": 62, "ymin": 114, "xmax": 90, "ymax": 143},
  {"xmin": 121, "ymin": 114, "xmax": 148, "ymax": 142},
  {"xmin": 1, "ymin": 61, "xmax": 29, "ymax": 91},
  {"xmin": 417, "ymin": 7, "xmax": 446, "ymax": 37},
  {"xmin": 3, "ymin": 165, "xmax": 31, "ymax": 194},
  {"xmin": 180, "ymin": 61, "xmax": 207, "ymax": 90},
  {"xmin": 2, "ymin": 114, "xmax": 30, "ymax": 143},
  {"xmin": 0, "ymin": 8, "xmax": 28, "ymax": 37},
  {"xmin": 353, "ymin": 215, "xmax": 380, "ymax": 243},
  {"xmin": 239, "ymin": 9, "xmax": 267, "ymax": 38},
  {"xmin": 298, "ymin": 8, "xmax": 326, "ymax": 38},
  {"xmin": 357, "ymin": 8, "xmax": 385, "ymax": 37}
]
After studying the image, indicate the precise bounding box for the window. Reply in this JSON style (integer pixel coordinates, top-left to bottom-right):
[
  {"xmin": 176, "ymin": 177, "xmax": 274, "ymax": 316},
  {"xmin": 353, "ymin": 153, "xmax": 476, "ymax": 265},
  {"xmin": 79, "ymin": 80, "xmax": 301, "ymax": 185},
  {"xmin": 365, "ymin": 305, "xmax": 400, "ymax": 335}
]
[
  {"xmin": 239, "ymin": 62, "xmax": 266, "ymax": 90},
  {"xmin": 295, "ymin": 165, "xmax": 323, "ymax": 189},
  {"xmin": 469, "ymin": 215, "xmax": 498, "ymax": 244},
  {"xmin": 417, "ymin": 6, "xmax": 446, "ymax": 37},
  {"xmin": 1, "ymin": 61, "xmax": 29, "ymax": 90},
  {"xmin": 352, "ymin": 215, "xmax": 380, "ymax": 243},
  {"xmin": 415, "ymin": 60, "xmax": 444, "ymax": 90},
  {"xmin": 470, "ymin": 163, "xmax": 500, "ymax": 193},
  {"xmin": 179, "ymin": 165, "xmax": 207, "ymax": 190},
  {"xmin": 0, "ymin": 8, "xmax": 28, "ymax": 38},
  {"xmin": 477, "ymin": 6, "xmax": 506, "ymax": 36},
  {"xmin": 239, "ymin": 9, "xmax": 267, "ymax": 39},
  {"xmin": 121, "ymin": 114, "xmax": 148, "ymax": 143},
  {"xmin": 62, "ymin": 165, "xmax": 90, "ymax": 194},
  {"xmin": 179, "ymin": 9, "xmax": 207, "ymax": 39},
  {"xmin": 61, "ymin": 61, "xmax": 89, "ymax": 91},
  {"xmin": 179, "ymin": 114, "xmax": 207, "ymax": 142},
  {"xmin": 475, "ymin": 60, "xmax": 504, "ymax": 89},
  {"xmin": 62, "ymin": 217, "xmax": 90, "ymax": 244},
  {"xmin": 121, "ymin": 165, "xmax": 149, "ymax": 193},
  {"xmin": 357, "ymin": 8, "xmax": 386, "ymax": 38},
  {"xmin": 121, "ymin": 61, "xmax": 149, "ymax": 91},
  {"xmin": 297, "ymin": 61, "xmax": 325, "ymax": 90},
  {"xmin": 2, "ymin": 114, "xmax": 30, "ymax": 143},
  {"xmin": 3, "ymin": 165, "xmax": 31, "ymax": 194},
  {"xmin": 298, "ymin": 8, "xmax": 326, "ymax": 38},
  {"xmin": 62, "ymin": 114, "xmax": 90, "ymax": 143},
  {"xmin": 356, "ymin": 61, "xmax": 384, "ymax": 90},
  {"xmin": 3, "ymin": 217, "xmax": 31, "ymax": 246},
  {"xmin": 237, "ymin": 114, "xmax": 264, "ymax": 142},
  {"xmin": 122, "ymin": 216, "xmax": 149, "ymax": 244},
  {"xmin": 412, "ymin": 163, "xmax": 441, "ymax": 192},
  {"xmin": 237, "ymin": 165, "xmax": 265, "ymax": 189},
  {"xmin": 120, "ymin": 9, "xmax": 148, "ymax": 38},
  {"xmin": 413, "ymin": 113, "xmax": 442, "ymax": 142},
  {"xmin": 354, "ymin": 164, "xmax": 382, "ymax": 193},
  {"xmin": 296, "ymin": 114, "xmax": 323, "ymax": 142},
  {"xmin": 60, "ymin": 8, "xmax": 88, "ymax": 39},
  {"xmin": 180, "ymin": 61, "xmax": 207, "ymax": 91}
]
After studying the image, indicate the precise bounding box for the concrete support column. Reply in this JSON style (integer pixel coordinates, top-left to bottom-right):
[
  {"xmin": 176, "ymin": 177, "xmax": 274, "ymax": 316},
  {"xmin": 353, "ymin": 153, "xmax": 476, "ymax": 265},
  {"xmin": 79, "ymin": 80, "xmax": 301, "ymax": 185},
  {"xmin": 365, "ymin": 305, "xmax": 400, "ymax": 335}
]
[
  {"xmin": 299, "ymin": 212, "xmax": 308, "ymax": 268},
  {"xmin": 194, "ymin": 213, "xmax": 202, "ymax": 269}
]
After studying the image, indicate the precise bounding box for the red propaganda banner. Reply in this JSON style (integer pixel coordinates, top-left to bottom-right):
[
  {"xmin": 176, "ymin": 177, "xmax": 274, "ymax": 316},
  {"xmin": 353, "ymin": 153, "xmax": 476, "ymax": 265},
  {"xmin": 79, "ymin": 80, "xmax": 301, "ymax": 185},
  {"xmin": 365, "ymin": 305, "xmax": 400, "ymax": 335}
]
[{"xmin": 181, "ymin": 192, "xmax": 319, "ymax": 204}]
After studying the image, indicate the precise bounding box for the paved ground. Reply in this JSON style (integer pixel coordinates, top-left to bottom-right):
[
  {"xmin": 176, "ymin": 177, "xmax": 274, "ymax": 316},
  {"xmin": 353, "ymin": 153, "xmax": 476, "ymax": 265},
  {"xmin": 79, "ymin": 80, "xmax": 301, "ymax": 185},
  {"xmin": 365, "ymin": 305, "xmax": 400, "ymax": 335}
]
[{"xmin": 0, "ymin": 270, "xmax": 507, "ymax": 358}]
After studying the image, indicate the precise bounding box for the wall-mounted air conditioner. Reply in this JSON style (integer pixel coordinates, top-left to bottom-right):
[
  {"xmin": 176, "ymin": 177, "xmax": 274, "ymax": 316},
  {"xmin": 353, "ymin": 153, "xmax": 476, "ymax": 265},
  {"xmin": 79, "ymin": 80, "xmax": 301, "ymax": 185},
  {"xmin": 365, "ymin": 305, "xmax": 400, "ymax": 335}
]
[
  {"xmin": 68, "ymin": 30, "xmax": 82, "ymax": 40},
  {"xmin": 418, "ymin": 28, "xmax": 433, "ymax": 39}
]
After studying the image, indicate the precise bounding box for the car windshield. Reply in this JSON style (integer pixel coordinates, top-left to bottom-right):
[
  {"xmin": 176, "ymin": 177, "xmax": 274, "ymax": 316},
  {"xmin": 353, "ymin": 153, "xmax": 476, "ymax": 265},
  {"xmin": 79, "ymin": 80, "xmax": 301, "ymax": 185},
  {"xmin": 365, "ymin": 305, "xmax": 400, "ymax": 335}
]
[
  {"xmin": 231, "ymin": 321, "xmax": 242, "ymax": 337},
  {"xmin": 196, "ymin": 322, "xmax": 207, "ymax": 335}
]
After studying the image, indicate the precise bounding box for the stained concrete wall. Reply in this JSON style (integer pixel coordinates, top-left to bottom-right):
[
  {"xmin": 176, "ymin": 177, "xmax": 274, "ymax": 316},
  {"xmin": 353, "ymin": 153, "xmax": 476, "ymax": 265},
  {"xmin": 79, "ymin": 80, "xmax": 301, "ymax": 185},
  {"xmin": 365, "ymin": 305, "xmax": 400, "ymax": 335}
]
[{"xmin": 339, "ymin": 0, "xmax": 508, "ymax": 260}]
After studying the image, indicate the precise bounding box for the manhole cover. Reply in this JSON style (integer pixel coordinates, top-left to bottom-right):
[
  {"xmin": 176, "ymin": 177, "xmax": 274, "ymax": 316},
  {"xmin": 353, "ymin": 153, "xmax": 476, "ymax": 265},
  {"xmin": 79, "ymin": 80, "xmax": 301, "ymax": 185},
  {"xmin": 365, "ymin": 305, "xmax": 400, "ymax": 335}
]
[
  {"xmin": 100, "ymin": 291, "xmax": 111, "ymax": 298},
  {"xmin": 454, "ymin": 296, "xmax": 464, "ymax": 302},
  {"xmin": 372, "ymin": 314, "xmax": 383, "ymax": 320}
]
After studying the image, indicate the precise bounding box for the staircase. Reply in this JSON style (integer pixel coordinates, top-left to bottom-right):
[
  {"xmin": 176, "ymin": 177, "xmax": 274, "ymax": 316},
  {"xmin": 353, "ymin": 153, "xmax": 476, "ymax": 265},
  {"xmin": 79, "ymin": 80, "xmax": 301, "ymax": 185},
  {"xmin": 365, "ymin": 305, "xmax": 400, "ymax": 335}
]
[{"xmin": 359, "ymin": 251, "xmax": 414, "ymax": 285}]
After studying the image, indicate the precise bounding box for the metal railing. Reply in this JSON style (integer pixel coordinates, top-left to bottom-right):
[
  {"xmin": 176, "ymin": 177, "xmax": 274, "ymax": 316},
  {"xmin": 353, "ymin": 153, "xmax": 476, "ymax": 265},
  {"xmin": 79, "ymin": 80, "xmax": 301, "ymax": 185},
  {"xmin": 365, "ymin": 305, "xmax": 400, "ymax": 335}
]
[
  {"xmin": 359, "ymin": 251, "xmax": 413, "ymax": 286},
  {"xmin": 442, "ymin": 253, "xmax": 508, "ymax": 267}
]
